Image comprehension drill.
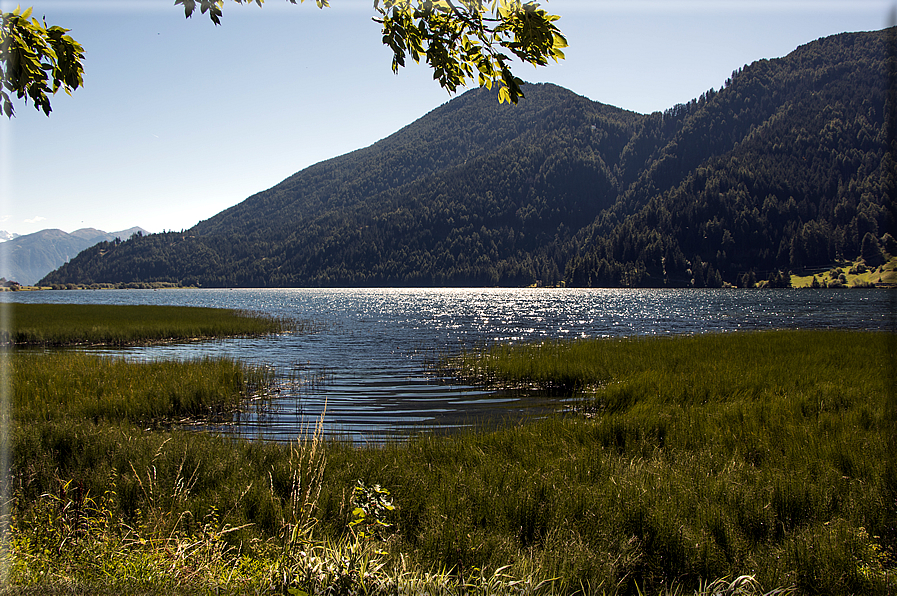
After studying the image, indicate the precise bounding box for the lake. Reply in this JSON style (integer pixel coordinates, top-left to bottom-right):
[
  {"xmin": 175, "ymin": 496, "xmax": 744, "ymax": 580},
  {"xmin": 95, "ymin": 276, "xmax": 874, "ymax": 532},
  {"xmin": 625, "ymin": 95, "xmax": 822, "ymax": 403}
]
[{"xmin": 4, "ymin": 287, "xmax": 894, "ymax": 443}]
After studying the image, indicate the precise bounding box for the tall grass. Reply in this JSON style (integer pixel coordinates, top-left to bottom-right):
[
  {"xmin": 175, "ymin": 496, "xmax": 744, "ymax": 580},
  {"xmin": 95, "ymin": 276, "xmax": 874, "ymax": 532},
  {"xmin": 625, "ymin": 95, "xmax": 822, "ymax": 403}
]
[
  {"xmin": 331, "ymin": 330, "xmax": 893, "ymax": 594},
  {"xmin": 9, "ymin": 352, "xmax": 274, "ymax": 423},
  {"xmin": 448, "ymin": 330, "xmax": 891, "ymax": 402},
  {"xmin": 5, "ymin": 419, "xmax": 577, "ymax": 595},
  {"xmin": 3, "ymin": 330, "xmax": 893, "ymax": 594},
  {"xmin": 1, "ymin": 303, "xmax": 294, "ymax": 346}
]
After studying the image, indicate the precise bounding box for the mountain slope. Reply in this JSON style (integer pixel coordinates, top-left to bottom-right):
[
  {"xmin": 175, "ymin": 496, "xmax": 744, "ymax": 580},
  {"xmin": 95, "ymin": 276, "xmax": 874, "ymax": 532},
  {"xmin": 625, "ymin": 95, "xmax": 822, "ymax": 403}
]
[
  {"xmin": 45, "ymin": 84, "xmax": 647, "ymax": 287},
  {"xmin": 191, "ymin": 84, "xmax": 643, "ymax": 242},
  {"xmin": 2, "ymin": 227, "xmax": 146, "ymax": 286},
  {"xmin": 567, "ymin": 28, "xmax": 894, "ymax": 286},
  {"xmin": 42, "ymin": 28, "xmax": 896, "ymax": 288}
]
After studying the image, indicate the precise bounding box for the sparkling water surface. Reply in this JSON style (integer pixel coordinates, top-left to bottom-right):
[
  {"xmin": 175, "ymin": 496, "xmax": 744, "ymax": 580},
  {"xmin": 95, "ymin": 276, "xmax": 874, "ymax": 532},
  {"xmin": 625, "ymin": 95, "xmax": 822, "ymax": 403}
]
[{"xmin": 6, "ymin": 288, "xmax": 894, "ymax": 443}]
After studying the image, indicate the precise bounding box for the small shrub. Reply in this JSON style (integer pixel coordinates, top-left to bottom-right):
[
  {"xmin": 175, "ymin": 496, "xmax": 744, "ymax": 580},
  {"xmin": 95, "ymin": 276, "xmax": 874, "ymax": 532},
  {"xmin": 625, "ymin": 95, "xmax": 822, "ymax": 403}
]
[{"xmin": 349, "ymin": 481, "xmax": 396, "ymax": 543}]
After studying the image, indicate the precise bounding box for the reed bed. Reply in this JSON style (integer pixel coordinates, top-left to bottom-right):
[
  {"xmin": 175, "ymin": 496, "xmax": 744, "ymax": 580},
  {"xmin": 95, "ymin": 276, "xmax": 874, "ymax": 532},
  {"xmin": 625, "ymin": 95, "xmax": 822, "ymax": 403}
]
[
  {"xmin": 447, "ymin": 329, "xmax": 893, "ymax": 404},
  {"xmin": 327, "ymin": 330, "xmax": 895, "ymax": 594},
  {"xmin": 4, "ymin": 420, "xmax": 798, "ymax": 596},
  {"xmin": 3, "ymin": 330, "xmax": 894, "ymax": 595},
  {"xmin": 9, "ymin": 351, "xmax": 274, "ymax": 423},
  {"xmin": 1, "ymin": 303, "xmax": 294, "ymax": 346}
]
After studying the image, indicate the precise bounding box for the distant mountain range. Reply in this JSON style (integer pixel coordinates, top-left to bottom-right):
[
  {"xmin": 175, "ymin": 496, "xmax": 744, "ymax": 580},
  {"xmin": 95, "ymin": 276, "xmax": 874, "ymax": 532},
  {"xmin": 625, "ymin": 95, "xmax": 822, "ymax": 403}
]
[
  {"xmin": 42, "ymin": 28, "xmax": 895, "ymax": 288},
  {"xmin": 2, "ymin": 227, "xmax": 147, "ymax": 286}
]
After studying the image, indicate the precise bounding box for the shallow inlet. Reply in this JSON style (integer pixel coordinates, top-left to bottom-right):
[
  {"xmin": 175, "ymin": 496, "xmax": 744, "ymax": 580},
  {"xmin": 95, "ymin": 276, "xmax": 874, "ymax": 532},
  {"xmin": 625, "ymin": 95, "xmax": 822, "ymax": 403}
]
[{"xmin": 5, "ymin": 287, "xmax": 893, "ymax": 443}]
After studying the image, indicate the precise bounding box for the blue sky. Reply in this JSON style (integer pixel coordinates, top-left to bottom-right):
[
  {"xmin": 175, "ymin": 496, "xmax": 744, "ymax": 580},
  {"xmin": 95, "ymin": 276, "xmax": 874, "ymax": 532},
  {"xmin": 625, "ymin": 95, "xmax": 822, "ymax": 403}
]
[{"xmin": 1, "ymin": 0, "xmax": 894, "ymax": 237}]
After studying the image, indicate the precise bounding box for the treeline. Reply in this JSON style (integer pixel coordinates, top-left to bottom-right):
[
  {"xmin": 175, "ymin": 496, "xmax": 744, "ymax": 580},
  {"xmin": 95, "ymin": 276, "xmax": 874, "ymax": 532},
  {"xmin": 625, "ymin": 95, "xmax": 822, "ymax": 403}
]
[{"xmin": 42, "ymin": 29, "xmax": 897, "ymax": 288}]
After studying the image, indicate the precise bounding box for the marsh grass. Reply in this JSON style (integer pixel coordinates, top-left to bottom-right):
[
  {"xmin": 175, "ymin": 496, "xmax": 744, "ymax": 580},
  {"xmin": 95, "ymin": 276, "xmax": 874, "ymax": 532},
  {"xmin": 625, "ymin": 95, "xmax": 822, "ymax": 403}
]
[
  {"xmin": 4, "ymin": 330, "xmax": 894, "ymax": 595},
  {"xmin": 3, "ymin": 420, "xmax": 578, "ymax": 596},
  {"xmin": 1, "ymin": 303, "xmax": 294, "ymax": 346},
  {"xmin": 9, "ymin": 352, "xmax": 274, "ymax": 424},
  {"xmin": 338, "ymin": 330, "xmax": 893, "ymax": 594}
]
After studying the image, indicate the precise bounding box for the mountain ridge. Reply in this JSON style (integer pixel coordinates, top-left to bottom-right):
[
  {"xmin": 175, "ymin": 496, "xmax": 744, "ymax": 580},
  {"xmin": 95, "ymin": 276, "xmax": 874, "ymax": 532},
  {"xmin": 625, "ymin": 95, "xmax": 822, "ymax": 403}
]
[{"xmin": 41, "ymin": 28, "xmax": 895, "ymax": 288}]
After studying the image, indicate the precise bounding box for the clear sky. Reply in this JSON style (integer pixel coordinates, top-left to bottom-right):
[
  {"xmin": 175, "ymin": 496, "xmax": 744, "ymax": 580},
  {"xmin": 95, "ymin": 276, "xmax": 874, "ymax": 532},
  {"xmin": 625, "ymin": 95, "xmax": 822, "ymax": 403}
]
[{"xmin": 1, "ymin": 0, "xmax": 894, "ymax": 237}]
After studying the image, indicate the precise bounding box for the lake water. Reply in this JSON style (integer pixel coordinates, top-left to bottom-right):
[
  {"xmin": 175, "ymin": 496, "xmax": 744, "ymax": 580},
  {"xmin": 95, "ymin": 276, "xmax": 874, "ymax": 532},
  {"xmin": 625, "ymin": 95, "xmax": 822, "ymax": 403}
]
[{"xmin": 5, "ymin": 288, "xmax": 894, "ymax": 443}]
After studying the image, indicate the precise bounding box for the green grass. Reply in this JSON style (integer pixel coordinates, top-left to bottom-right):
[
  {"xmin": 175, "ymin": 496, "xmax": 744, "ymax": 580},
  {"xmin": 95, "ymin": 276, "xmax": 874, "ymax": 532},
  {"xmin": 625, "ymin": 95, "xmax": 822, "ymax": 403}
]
[
  {"xmin": 9, "ymin": 352, "xmax": 274, "ymax": 423},
  {"xmin": 0, "ymin": 303, "xmax": 294, "ymax": 346},
  {"xmin": 3, "ymin": 330, "xmax": 895, "ymax": 595},
  {"xmin": 370, "ymin": 330, "xmax": 895, "ymax": 593},
  {"xmin": 790, "ymin": 256, "xmax": 897, "ymax": 288}
]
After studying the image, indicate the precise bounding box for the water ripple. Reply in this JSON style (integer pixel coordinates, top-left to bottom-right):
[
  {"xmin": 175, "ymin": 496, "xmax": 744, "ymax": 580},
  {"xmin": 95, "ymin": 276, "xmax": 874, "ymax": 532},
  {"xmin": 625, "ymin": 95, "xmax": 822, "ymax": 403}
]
[{"xmin": 6, "ymin": 288, "xmax": 894, "ymax": 442}]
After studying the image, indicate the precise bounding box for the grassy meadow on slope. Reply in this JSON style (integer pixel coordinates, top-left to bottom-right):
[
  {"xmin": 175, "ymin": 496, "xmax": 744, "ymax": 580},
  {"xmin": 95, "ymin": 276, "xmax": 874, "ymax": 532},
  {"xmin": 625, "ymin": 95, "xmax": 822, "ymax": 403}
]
[
  {"xmin": 789, "ymin": 256, "xmax": 897, "ymax": 288},
  {"xmin": 2, "ymin": 318, "xmax": 894, "ymax": 594}
]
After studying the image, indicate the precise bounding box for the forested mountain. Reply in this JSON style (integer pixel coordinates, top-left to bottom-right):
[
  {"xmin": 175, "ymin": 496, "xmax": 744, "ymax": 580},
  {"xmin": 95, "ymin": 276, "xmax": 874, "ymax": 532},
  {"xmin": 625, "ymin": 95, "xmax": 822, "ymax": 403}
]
[
  {"xmin": 566, "ymin": 29, "xmax": 896, "ymax": 287},
  {"xmin": 3, "ymin": 227, "xmax": 146, "ymax": 286},
  {"xmin": 42, "ymin": 28, "xmax": 896, "ymax": 288}
]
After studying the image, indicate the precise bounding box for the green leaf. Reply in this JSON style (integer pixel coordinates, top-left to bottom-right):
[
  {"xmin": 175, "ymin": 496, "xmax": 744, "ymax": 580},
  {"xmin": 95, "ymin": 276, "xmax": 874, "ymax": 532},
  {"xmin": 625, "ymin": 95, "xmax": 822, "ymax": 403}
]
[
  {"xmin": 1, "ymin": 8, "xmax": 85, "ymax": 118},
  {"xmin": 498, "ymin": 85, "xmax": 511, "ymax": 104}
]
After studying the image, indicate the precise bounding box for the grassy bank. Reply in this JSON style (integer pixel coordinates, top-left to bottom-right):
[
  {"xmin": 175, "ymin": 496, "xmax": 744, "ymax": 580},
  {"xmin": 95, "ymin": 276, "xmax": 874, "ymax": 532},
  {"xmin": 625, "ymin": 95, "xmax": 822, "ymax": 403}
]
[
  {"xmin": 0, "ymin": 303, "xmax": 294, "ymax": 346},
  {"xmin": 435, "ymin": 331, "xmax": 895, "ymax": 592},
  {"xmin": 790, "ymin": 256, "xmax": 897, "ymax": 288},
  {"xmin": 10, "ymin": 352, "xmax": 274, "ymax": 423},
  {"xmin": 3, "ymin": 330, "xmax": 895, "ymax": 594}
]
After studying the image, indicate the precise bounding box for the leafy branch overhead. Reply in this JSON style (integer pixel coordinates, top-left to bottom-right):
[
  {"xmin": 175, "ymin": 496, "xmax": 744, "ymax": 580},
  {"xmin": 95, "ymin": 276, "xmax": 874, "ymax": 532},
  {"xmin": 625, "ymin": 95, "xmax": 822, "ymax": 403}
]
[
  {"xmin": 176, "ymin": 0, "xmax": 567, "ymax": 104},
  {"xmin": 1, "ymin": 1, "xmax": 564, "ymax": 118},
  {"xmin": 373, "ymin": 0, "xmax": 566, "ymax": 104},
  {"xmin": 0, "ymin": 6, "xmax": 85, "ymax": 117}
]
